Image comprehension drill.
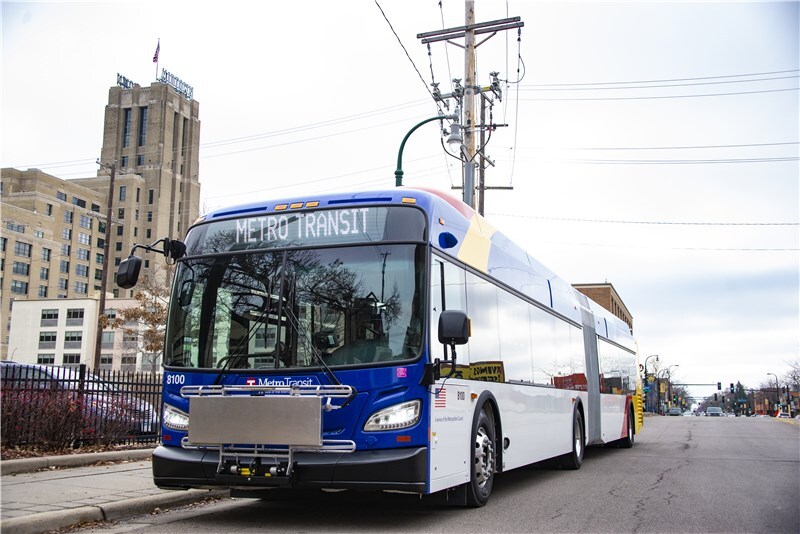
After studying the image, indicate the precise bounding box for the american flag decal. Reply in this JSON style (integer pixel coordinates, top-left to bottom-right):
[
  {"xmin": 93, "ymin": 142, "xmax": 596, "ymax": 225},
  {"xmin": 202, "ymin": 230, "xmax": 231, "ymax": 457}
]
[{"xmin": 434, "ymin": 387, "xmax": 447, "ymax": 408}]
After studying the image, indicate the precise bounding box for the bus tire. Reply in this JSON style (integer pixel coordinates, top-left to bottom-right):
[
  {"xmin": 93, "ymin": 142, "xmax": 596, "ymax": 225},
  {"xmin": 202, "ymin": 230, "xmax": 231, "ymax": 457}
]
[
  {"xmin": 619, "ymin": 408, "xmax": 635, "ymax": 449},
  {"xmin": 466, "ymin": 407, "xmax": 496, "ymax": 507},
  {"xmin": 559, "ymin": 407, "xmax": 585, "ymax": 470}
]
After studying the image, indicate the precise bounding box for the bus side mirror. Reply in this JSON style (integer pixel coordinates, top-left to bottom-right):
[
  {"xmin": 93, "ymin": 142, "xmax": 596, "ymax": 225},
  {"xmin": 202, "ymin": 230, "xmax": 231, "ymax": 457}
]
[
  {"xmin": 438, "ymin": 310, "xmax": 470, "ymax": 346},
  {"xmin": 165, "ymin": 239, "xmax": 186, "ymax": 260},
  {"xmin": 116, "ymin": 256, "xmax": 142, "ymax": 289}
]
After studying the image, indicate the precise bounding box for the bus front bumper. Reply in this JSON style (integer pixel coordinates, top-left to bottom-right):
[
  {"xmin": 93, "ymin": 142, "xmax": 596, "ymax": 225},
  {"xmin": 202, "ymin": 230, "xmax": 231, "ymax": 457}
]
[{"xmin": 152, "ymin": 444, "xmax": 428, "ymax": 493}]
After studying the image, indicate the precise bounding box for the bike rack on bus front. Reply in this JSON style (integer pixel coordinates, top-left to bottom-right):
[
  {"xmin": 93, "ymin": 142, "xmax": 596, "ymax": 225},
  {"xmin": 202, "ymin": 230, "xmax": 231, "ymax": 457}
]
[{"xmin": 179, "ymin": 384, "xmax": 356, "ymax": 479}]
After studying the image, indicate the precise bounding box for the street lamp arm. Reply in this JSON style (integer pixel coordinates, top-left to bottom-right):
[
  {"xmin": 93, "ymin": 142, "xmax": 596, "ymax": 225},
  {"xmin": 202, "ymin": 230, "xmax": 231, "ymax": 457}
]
[{"xmin": 395, "ymin": 114, "xmax": 457, "ymax": 187}]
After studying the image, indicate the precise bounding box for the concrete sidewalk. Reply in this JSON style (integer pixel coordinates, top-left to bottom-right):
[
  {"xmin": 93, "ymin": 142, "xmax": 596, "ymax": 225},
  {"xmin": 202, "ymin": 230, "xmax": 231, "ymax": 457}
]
[{"xmin": 1, "ymin": 449, "xmax": 227, "ymax": 534}]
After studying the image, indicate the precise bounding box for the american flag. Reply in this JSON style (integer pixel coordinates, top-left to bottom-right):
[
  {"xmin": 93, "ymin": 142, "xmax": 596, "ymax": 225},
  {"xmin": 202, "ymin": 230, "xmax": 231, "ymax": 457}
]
[
  {"xmin": 152, "ymin": 40, "xmax": 160, "ymax": 63},
  {"xmin": 434, "ymin": 387, "xmax": 447, "ymax": 408}
]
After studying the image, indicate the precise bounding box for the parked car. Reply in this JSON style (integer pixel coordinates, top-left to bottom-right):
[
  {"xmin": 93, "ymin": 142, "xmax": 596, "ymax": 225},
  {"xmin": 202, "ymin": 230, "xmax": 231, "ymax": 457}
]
[
  {"xmin": 706, "ymin": 406, "xmax": 724, "ymax": 417},
  {"xmin": 776, "ymin": 412, "xmax": 790, "ymax": 419},
  {"xmin": 0, "ymin": 362, "xmax": 157, "ymax": 434},
  {"xmin": 667, "ymin": 407, "xmax": 682, "ymax": 416}
]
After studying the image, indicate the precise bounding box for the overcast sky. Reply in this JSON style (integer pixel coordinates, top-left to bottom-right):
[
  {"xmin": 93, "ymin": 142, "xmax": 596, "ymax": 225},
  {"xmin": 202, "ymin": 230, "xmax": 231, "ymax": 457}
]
[{"xmin": 2, "ymin": 0, "xmax": 798, "ymax": 402}]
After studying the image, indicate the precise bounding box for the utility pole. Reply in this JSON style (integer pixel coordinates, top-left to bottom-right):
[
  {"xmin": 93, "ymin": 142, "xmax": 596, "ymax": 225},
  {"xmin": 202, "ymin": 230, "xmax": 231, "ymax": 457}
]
[
  {"xmin": 417, "ymin": 4, "xmax": 522, "ymax": 212},
  {"xmin": 463, "ymin": 0, "xmax": 476, "ymax": 209},
  {"xmin": 93, "ymin": 160, "xmax": 116, "ymax": 370}
]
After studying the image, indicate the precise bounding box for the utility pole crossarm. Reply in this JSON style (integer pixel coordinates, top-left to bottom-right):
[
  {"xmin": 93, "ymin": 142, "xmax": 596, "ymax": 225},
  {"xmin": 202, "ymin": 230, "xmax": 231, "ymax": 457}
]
[{"xmin": 417, "ymin": 17, "xmax": 523, "ymax": 44}]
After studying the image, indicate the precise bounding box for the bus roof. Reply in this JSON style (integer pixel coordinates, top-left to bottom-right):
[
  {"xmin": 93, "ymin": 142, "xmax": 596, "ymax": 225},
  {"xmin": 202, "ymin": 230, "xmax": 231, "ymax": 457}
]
[{"xmin": 199, "ymin": 187, "xmax": 635, "ymax": 350}]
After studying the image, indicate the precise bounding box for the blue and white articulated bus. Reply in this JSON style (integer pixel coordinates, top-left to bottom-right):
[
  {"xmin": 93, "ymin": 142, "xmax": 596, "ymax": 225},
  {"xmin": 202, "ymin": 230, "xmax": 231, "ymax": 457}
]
[{"xmin": 117, "ymin": 187, "xmax": 642, "ymax": 507}]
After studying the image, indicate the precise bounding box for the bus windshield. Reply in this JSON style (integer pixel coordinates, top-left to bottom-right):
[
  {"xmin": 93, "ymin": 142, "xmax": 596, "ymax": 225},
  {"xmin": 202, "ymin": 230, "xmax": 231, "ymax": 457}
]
[{"xmin": 164, "ymin": 244, "xmax": 425, "ymax": 369}]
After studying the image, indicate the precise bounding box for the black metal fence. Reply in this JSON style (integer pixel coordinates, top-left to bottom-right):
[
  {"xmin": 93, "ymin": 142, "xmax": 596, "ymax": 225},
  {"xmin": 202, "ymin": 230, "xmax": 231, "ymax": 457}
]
[{"xmin": 0, "ymin": 362, "xmax": 162, "ymax": 451}]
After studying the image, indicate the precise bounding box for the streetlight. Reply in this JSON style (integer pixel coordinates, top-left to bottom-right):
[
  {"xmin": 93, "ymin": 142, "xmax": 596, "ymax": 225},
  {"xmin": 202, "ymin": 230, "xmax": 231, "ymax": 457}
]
[
  {"xmin": 394, "ymin": 114, "xmax": 458, "ymax": 187},
  {"xmin": 644, "ymin": 355, "xmax": 658, "ymax": 412},
  {"xmin": 767, "ymin": 372, "xmax": 780, "ymax": 415},
  {"xmin": 666, "ymin": 365, "xmax": 679, "ymax": 410}
]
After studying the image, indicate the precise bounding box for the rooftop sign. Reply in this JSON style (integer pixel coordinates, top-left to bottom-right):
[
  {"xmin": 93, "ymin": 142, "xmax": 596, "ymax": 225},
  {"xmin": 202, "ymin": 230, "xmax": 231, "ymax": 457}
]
[{"xmin": 159, "ymin": 68, "xmax": 194, "ymax": 100}]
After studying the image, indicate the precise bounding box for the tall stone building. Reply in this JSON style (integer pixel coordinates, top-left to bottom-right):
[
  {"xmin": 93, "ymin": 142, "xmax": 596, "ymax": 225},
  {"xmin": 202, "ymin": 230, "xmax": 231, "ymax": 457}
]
[
  {"xmin": 74, "ymin": 80, "xmax": 201, "ymax": 294},
  {"xmin": 1, "ymin": 79, "xmax": 201, "ymax": 359}
]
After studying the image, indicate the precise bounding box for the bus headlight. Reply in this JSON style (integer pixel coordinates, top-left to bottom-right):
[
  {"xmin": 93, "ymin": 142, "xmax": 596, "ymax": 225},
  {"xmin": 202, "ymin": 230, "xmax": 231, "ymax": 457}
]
[
  {"xmin": 163, "ymin": 403, "xmax": 189, "ymax": 432},
  {"xmin": 364, "ymin": 400, "xmax": 421, "ymax": 432}
]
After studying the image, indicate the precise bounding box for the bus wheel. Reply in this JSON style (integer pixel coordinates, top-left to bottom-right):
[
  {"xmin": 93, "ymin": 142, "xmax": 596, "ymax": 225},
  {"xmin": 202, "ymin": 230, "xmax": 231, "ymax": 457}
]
[
  {"xmin": 466, "ymin": 408, "xmax": 496, "ymax": 507},
  {"xmin": 560, "ymin": 408, "xmax": 585, "ymax": 470},
  {"xmin": 619, "ymin": 409, "xmax": 634, "ymax": 449}
]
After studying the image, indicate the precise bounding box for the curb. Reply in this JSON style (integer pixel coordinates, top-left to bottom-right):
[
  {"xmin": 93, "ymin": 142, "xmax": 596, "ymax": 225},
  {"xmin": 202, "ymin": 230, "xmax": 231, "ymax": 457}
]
[
  {"xmin": 0, "ymin": 448, "xmax": 154, "ymax": 476},
  {"xmin": 0, "ymin": 488, "xmax": 228, "ymax": 534}
]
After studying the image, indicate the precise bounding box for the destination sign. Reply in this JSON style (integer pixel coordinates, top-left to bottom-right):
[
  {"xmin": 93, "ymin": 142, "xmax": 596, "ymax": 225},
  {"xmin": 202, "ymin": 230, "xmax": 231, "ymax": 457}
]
[
  {"xmin": 236, "ymin": 208, "xmax": 369, "ymax": 244},
  {"xmin": 184, "ymin": 206, "xmax": 426, "ymax": 255}
]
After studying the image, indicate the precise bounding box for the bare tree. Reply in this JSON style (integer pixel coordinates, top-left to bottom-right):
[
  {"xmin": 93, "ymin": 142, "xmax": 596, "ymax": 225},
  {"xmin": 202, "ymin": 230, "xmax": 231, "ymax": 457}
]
[{"xmin": 105, "ymin": 264, "xmax": 172, "ymax": 373}]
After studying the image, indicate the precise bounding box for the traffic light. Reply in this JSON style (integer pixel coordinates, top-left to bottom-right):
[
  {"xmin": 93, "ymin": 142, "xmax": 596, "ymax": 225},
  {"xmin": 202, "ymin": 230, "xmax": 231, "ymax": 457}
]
[
  {"xmin": 673, "ymin": 394, "xmax": 677, "ymax": 403},
  {"xmin": 717, "ymin": 382, "xmax": 722, "ymax": 390},
  {"xmin": 714, "ymin": 393, "xmax": 718, "ymax": 401},
  {"xmin": 722, "ymin": 396, "xmax": 725, "ymax": 403},
  {"xmin": 730, "ymin": 383, "xmax": 734, "ymax": 392}
]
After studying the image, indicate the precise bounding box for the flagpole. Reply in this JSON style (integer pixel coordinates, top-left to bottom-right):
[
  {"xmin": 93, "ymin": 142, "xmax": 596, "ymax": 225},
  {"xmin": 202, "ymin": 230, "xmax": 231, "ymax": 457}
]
[{"xmin": 153, "ymin": 38, "xmax": 160, "ymax": 80}]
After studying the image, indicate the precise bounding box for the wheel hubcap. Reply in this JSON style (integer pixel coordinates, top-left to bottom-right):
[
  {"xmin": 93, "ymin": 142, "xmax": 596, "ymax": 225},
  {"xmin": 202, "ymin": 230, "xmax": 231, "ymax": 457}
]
[
  {"xmin": 474, "ymin": 426, "xmax": 494, "ymax": 487},
  {"xmin": 574, "ymin": 418, "xmax": 583, "ymax": 457}
]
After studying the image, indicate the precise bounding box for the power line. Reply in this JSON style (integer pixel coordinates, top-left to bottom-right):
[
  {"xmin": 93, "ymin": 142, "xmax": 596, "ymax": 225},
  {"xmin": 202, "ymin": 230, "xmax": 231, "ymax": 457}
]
[
  {"xmin": 374, "ymin": 0, "xmax": 442, "ymax": 113},
  {"xmin": 518, "ymin": 87, "xmax": 799, "ymax": 101},
  {"xmin": 486, "ymin": 213, "xmax": 800, "ymax": 226},
  {"xmin": 520, "ymin": 75, "xmax": 798, "ymax": 92},
  {"xmin": 519, "ymin": 69, "xmax": 800, "ymax": 88}
]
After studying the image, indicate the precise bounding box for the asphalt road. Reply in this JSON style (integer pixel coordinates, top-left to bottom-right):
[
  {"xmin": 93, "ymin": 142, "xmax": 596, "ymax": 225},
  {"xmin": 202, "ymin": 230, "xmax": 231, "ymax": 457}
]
[{"xmin": 83, "ymin": 416, "xmax": 799, "ymax": 533}]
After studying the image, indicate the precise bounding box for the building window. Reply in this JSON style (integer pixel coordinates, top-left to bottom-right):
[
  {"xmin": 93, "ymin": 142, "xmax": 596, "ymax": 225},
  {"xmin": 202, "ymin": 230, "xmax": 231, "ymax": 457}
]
[
  {"xmin": 12, "ymin": 262, "xmax": 30, "ymax": 276},
  {"xmin": 64, "ymin": 331, "xmax": 83, "ymax": 345},
  {"xmin": 98, "ymin": 221, "xmax": 106, "ymax": 233},
  {"xmin": 58, "ymin": 278, "xmax": 68, "ymax": 290},
  {"xmin": 1, "ymin": 237, "xmax": 6, "ymax": 252},
  {"xmin": 38, "ymin": 332, "xmax": 57, "ymax": 349},
  {"xmin": 120, "ymin": 155, "xmax": 129, "ymax": 168},
  {"xmin": 56, "ymin": 191, "xmax": 67, "ymax": 202},
  {"xmin": 122, "ymin": 108, "xmax": 132, "ymax": 148},
  {"xmin": 121, "ymin": 355, "xmax": 137, "ymax": 366},
  {"xmin": 77, "ymin": 249, "xmax": 90, "ymax": 261},
  {"xmin": 61, "ymin": 244, "xmax": 70, "ymax": 256},
  {"xmin": 74, "ymin": 281, "xmax": 88, "ymax": 294},
  {"xmin": 136, "ymin": 154, "xmax": 145, "ymax": 166},
  {"xmin": 118, "ymin": 208, "xmax": 125, "ymax": 220},
  {"xmin": 64, "ymin": 210, "xmax": 73, "ymax": 223},
  {"xmin": 117, "ymin": 226, "xmax": 124, "ymax": 236},
  {"xmin": 115, "ymin": 242, "xmax": 123, "ymax": 252},
  {"xmin": 94, "ymin": 268, "xmax": 103, "ymax": 281},
  {"xmin": 66, "ymin": 308, "xmax": 85, "ymax": 321},
  {"xmin": 6, "ymin": 222, "xmax": 25, "ymax": 233},
  {"xmin": 40, "ymin": 267, "xmax": 49, "ymax": 280},
  {"xmin": 38, "ymin": 285, "xmax": 48, "ymax": 298},
  {"xmin": 138, "ymin": 107, "xmax": 148, "ymax": 146},
  {"xmin": 136, "ymin": 187, "xmax": 141, "ymax": 202},
  {"xmin": 77, "ymin": 232, "xmax": 90, "ymax": 245},
  {"xmin": 148, "ymin": 189, "xmax": 154, "ymax": 204},
  {"xmin": 75, "ymin": 264, "xmax": 89, "ymax": 278},
  {"xmin": 72, "ymin": 197, "xmax": 86, "ymax": 209},
  {"xmin": 42, "ymin": 248, "xmax": 51, "ymax": 261},
  {"xmin": 100, "ymin": 354, "xmax": 113, "ymax": 365},
  {"xmin": 114, "ymin": 257, "xmax": 121, "ymax": 266},
  {"xmin": 146, "ymin": 229, "xmax": 151, "ymax": 239},
  {"xmin": 14, "ymin": 242, "xmax": 32, "ymax": 257},
  {"xmin": 60, "ymin": 260, "xmax": 70, "ymax": 274},
  {"xmin": 101, "ymin": 331, "xmax": 115, "ymax": 349},
  {"xmin": 62, "ymin": 228, "xmax": 72, "ymax": 240},
  {"xmin": 46, "ymin": 204, "xmax": 54, "ymax": 216},
  {"xmin": 96, "ymin": 253, "xmax": 104, "ymax": 264},
  {"xmin": 79, "ymin": 215, "xmax": 92, "ymax": 229},
  {"xmin": 37, "ymin": 354, "xmax": 55, "ymax": 365},
  {"xmin": 97, "ymin": 237, "xmax": 105, "ymax": 248},
  {"xmin": 62, "ymin": 354, "xmax": 81, "ymax": 366},
  {"xmin": 119, "ymin": 185, "xmax": 127, "ymax": 202},
  {"xmin": 33, "ymin": 229, "xmax": 45, "ymax": 238},
  {"xmin": 10, "ymin": 280, "xmax": 28, "ymax": 294},
  {"xmin": 91, "ymin": 203, "xmax": 100, "ymax": 212}
]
